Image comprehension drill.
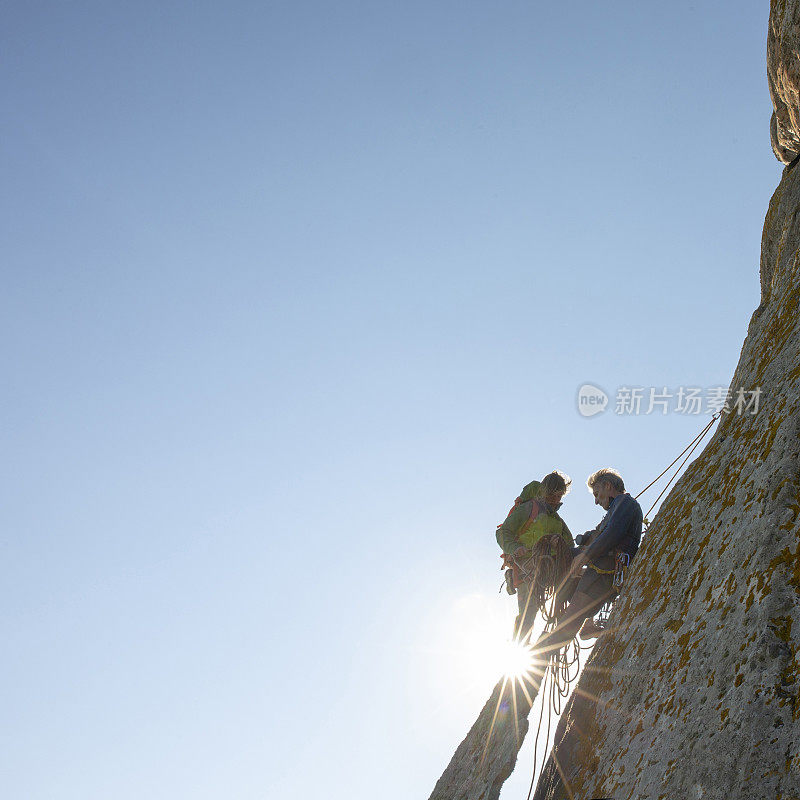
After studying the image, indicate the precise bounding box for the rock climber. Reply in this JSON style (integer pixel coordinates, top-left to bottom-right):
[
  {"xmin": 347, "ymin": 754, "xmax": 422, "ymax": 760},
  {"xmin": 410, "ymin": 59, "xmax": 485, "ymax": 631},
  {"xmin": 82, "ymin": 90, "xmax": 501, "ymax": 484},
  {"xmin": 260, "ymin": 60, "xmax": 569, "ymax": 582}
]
[
  {"xmin": 496, "ymin": 471, "xmax": 575, "ymax": 640},
  {"xmin": 534, "ymin": 467, "xmax": 643, "ymax": 653}
]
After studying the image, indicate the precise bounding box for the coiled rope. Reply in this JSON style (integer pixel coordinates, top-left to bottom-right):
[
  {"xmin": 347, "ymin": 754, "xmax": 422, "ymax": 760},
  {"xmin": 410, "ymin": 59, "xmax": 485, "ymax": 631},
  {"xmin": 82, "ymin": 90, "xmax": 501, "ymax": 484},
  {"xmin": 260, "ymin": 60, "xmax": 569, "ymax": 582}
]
[{"xmin": 514, "ymin": 535, "xmax": 575, "ymax": 624}]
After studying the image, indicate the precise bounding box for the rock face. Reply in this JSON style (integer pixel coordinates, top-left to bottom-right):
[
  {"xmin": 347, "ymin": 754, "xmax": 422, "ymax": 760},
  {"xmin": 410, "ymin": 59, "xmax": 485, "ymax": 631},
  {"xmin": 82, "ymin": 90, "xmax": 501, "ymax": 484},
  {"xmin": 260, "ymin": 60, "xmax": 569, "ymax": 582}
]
[
  {"xmin": 769, "ymin": 0, "xmax": 800, "ymax": 163},
  {"xmin": 532, "ymin": 5, "xmax": 800, "ymax": 799},
  {"xmin": 428, "ymin": 677, "xmax": 537, "ymax": 800}
]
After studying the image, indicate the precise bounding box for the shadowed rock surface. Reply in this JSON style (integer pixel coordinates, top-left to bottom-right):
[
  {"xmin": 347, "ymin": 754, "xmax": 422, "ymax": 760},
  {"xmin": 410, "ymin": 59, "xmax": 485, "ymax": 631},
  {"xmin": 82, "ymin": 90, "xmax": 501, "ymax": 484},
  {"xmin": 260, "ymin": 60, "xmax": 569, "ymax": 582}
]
[
  {"xmin": 428, "ymin": 677, "xmax": 538, "ymax": 800},
  {"xmin": 533, "ymin": 5, "xmax": 800, "ymax": 799}
]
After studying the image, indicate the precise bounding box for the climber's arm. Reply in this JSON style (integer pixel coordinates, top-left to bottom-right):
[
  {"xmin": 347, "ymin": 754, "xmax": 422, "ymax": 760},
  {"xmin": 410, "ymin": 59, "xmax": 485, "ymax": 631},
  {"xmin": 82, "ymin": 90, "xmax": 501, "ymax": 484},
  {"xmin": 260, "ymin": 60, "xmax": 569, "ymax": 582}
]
[{"xmin": 584, "ymin": 496, "xmax": 637, "ymax": 560}]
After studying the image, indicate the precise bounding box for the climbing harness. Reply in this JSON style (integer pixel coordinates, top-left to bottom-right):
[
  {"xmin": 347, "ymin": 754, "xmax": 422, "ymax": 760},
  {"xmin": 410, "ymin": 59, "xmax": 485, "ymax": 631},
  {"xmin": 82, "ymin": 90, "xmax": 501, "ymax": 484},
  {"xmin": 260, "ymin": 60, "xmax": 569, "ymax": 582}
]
[
  {"xmin": 587, "ymin": 563, "xmax": 615, "ymax": 575},
  {"xmin": 586, "ymin": 549, "xmax": 630, "ymax": 578},
  {"xmin": 580, "ymin": 553, "xmax": 630, "ymax": 639}
]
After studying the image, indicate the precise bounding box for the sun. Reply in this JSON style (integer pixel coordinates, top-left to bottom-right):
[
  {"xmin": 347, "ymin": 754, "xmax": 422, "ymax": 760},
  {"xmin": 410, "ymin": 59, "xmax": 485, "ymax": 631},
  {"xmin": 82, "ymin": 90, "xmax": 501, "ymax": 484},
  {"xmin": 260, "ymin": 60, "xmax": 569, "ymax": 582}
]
[
  {"xmin": 427, "ymin": 593, "xmax": 549, "ymax": 695},
  {"xmin": 498, "ymin": 638, "xmax": 535, "ymax": 680}
]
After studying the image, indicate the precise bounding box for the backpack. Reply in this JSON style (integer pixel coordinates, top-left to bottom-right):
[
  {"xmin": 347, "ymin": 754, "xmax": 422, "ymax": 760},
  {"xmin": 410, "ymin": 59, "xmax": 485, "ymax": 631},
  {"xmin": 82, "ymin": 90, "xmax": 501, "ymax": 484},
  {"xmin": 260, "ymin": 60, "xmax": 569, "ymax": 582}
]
[{"xmin": 495, "ymin": 480, "xmax": 542, "ymax": 552}]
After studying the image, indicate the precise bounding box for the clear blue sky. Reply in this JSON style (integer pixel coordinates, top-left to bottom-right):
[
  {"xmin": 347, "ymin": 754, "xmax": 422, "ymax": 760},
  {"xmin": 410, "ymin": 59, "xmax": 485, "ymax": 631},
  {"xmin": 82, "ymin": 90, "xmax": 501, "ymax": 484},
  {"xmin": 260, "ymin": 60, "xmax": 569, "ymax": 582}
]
[{"xmin": 0, "ymin": 2, "xmax": 778, "ymax": 798}]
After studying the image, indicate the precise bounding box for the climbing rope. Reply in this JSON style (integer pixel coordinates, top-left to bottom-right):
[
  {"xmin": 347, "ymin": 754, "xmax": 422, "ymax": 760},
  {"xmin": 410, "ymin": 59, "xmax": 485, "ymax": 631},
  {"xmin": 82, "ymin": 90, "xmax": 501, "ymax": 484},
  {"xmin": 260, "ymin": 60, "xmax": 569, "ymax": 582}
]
[
  {"xmin": 523, "ymin": 589, "xmax": 585, "ymax": 800},
  {"xmin": 635, "ymin": 411, "xmax": 721, "ymax": 522},
  {"xmin": 523, "ymin": 535, "xmax": 574, "ymax": 624}
]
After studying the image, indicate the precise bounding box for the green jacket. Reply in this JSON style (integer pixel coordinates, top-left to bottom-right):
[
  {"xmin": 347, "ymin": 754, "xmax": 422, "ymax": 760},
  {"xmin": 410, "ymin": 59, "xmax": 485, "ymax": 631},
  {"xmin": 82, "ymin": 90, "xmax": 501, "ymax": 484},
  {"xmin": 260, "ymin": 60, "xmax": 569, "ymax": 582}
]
[{"xmin": 496, "ymin": 481, "xmax": 574, "ymax": 554}]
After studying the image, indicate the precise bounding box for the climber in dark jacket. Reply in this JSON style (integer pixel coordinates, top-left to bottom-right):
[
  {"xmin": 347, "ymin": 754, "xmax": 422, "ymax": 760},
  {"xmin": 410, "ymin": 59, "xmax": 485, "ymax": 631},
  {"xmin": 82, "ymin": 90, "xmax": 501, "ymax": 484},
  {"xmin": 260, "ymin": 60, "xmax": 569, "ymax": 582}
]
[{"xmin": 534, "ymin": 468, "xmax": 642, "ymax": 653}]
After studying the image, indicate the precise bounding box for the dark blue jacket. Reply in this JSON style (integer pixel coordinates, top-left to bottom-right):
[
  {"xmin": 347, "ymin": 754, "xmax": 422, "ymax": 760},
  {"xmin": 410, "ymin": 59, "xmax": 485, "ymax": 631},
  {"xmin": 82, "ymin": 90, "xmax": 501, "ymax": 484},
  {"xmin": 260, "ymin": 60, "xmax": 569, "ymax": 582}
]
[{"xmin": 585, "ymin": 493, "xmax": 643, "ymax": 562}]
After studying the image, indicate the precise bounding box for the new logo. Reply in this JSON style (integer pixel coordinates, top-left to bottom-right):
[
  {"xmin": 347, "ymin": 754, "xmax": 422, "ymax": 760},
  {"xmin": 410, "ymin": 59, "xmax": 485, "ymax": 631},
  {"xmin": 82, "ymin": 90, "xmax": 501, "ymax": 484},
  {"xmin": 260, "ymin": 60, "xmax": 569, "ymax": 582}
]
[{"xmin": 577, "ymin": 384, "xmax": 609, "ymax": 417}]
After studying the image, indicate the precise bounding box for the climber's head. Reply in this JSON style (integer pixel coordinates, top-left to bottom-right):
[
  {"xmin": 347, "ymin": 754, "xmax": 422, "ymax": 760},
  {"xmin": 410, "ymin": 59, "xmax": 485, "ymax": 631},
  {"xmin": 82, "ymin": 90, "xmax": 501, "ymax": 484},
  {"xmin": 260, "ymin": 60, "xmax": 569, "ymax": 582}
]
[
  {"xmin": 541, "ymin": 470, "xmax": 571, "ymax": 507},
  {"xmin": 587, "ymin": 468, "xmax": 625, "ymax": 510}
]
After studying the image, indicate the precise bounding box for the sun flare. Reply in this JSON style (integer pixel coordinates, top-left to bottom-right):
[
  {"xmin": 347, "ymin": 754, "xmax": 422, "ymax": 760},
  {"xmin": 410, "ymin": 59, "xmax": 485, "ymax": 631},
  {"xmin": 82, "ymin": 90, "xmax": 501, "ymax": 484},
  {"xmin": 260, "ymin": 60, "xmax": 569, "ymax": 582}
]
[
  {"xmin": 430, "ymin": 593, "xmax": 548, "ymax": 695},
  {"xmin": 498, "ymin": 638, "xmax": 535, "ymax": 679}
]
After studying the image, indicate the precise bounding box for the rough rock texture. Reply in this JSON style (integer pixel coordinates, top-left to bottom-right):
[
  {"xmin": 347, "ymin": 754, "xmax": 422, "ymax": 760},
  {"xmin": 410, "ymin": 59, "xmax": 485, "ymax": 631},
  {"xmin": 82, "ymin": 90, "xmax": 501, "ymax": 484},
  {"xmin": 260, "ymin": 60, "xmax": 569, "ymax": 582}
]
[
  {"xmin": 428, "ymin": 677, "xmax": 537, "ymax": 800},
  {"xmin": 532, "ymin": 8, "xmax": 800, "ymax": 798},
  {"xmin": 769, "ymin": 1, "xmax": 800, "ymax": 163}
]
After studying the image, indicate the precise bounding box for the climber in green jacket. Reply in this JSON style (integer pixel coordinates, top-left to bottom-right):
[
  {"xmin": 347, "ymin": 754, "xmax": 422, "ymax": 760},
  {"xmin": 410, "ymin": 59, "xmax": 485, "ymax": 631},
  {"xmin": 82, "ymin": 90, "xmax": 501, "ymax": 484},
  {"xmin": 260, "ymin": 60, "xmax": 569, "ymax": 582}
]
[{"xmin": 496, "ymin": 471, "xmax": 574, "ymax": 640}]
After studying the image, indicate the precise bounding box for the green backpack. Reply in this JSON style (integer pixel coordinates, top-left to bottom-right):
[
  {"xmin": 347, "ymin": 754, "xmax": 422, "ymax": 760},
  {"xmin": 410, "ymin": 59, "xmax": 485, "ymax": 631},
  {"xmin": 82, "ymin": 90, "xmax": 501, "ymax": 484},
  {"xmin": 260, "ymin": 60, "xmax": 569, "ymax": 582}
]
[
  {"xmin": 495, "ymin": 480, "xmax": 541, "ymax": 553},
  {"xmin": 495, "ymin": 480, "xmax": 570, "ymax": 553}
]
